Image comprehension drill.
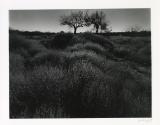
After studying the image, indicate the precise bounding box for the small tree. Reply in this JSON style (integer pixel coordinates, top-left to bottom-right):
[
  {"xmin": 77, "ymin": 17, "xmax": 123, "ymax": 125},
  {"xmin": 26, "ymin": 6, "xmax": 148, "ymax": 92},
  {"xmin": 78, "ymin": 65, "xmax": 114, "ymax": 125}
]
[
  {"xmin": 89, "ymin": 11, "xmax": 108, "ymax": 34},
  {"xmin": 60, "ymin": 11, "xmax": 90, "ymax": 34}
]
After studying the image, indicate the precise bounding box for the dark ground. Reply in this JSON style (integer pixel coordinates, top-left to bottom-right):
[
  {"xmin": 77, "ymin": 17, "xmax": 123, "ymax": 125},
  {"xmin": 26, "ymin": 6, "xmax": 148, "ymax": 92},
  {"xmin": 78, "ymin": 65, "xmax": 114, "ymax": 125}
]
[{"xmin": 9, "ymin": 30, "xmax": 151, "ymax": 118}]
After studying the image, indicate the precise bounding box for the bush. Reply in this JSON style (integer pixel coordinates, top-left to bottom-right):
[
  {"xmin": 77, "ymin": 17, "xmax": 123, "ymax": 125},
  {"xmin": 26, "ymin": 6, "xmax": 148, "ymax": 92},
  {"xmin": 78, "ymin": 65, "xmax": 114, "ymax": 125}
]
[
  {"xmin": 10, "ymin": 33, "xmax": 45, "ymax": 58},
  {"xmin": 27, "ymin": 49, "xmax": 108, "ymax": 71},
  {"xmin": 80, "ymin": 33, "xmax": 114, "ymax": 51},
  {"xmin": 113, "ymin": 46, "xmax": 133, "ymax": 58},
  {"xmin": 63, "ymin": 60, "xmax": 108, "ymax": 117},
  {"xmin": 110, "ymin": 36, "xmax": 151, "ymax": 66},
  {"xmin": 10, "ymin": 65, "xmax": 67, "ymax": 118},
  {"xmin": 84, "ymin": 42, "xmax": 106, "ymax": 54},
  {"xmin": 109, "ymin": 36, "xmax": 132, "ymax": 44},
  {"xmin": 69, "ymin": 35, "xmax": 90, "ymax": 46},
  {"xmin": 10, "ymin": 72, "xmax": 28, "ymax": 118},
  {"xmin": 27, "ymin": 50, "xmax": 67, "ymax": 68},
  {"xmin": 65, "ymin": 50, "xmax": 108, "ymax": 72},
  {"xmin": 66, "ymin": 42, "xmax": 106, "ymax": 56},
  {"xmin": 65, "ymin": 43, "xmax": 84, "ymax": 52},
  {"xmin": 104, "ymin": 62, "xmax": 151, "ymax": 117},
  {"xmin": 9, "ymin": 34, "xmax": 31, "ymax": 57},
  {"xmin": 41, "ymin": 33, "xmax": 74, "ymax": 49},
  {"xmin": 63, "ymin": 60, "xmax": 134, "ymax": 117},
  {"xmin": 10, "ymin": 33, "xmax": 31, "ymax": 52},
  {"xmin": 9, "ymin": 53, "xmax": 25, "ymax": 73},
  {"xmin": 27, "ymin": 66, "xmax": 66, "ymax": 105},
  {"xmin": 131, "ymin": 44, "xmax": 151, "ymax": 66},
  {"xmin": 80, "ymin": 75, "xmax": 117, "ymax": 117}
]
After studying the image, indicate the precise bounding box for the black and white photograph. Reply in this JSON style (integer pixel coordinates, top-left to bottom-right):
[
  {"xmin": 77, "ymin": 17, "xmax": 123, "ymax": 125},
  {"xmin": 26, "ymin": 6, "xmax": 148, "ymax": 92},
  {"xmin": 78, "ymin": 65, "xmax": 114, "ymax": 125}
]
[
  {"xmin": 9, "ymin": 8, "xmax": 152, "ymax": 118},
  {"xmin": 9, "ymin": 9, "xmax": 151, "ymax": 118}
]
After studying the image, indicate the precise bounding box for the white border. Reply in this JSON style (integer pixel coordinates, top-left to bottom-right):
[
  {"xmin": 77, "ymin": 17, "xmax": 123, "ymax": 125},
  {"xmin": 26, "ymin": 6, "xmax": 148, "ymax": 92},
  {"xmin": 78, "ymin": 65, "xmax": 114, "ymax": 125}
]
[{"xmin": 1, "ymin": 0, "xmax": 160, "ymax": 125}]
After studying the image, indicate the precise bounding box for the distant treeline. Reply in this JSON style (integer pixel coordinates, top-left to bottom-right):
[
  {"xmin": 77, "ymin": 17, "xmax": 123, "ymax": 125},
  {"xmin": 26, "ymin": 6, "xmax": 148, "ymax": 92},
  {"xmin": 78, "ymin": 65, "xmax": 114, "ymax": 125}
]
[
  {"xmin": 101, "ymin": 31, "xmax": 151, "ymax": 37},
  {"xmin": 9, "ymin": 29, "xmax": 54, "ymax": 36},
  {"xmin": 9, "ymin": 29, "xmax": 151, "ymax": 37}
]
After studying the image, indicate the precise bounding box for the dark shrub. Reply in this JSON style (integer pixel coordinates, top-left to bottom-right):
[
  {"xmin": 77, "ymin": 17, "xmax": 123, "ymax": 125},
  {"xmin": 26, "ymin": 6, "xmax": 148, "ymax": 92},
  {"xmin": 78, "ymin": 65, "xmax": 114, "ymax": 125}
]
[
  {"xmin": 65, "ymin": 50, "xmax": 108, "ymax": 72},
  {"xmin": 9, "ymin": 53, "xmax": 27, "ymax": 118},
  {"xmin": 131, "ymin": 44, "xmax": 151, "ymax": 66},
  {"xmin": 10, "ymin": 72, "xmax": 28, "ymax": 118},
  {"xmin": 9, "ymin": 34, "xmax": 31, "ymax": 57},
  {"xmin": 105, "ymin": 62, "xmax": 151, "ymax": 117},
  {"xmin": 26, "ymin": 66, "xmax": 68, "ymax": 117},
  {"xmin": 69, "ymin": 35, "xmax": 89, "ymax": 46},
  {"xmin": 53, "ymin": 33, "xmax": 73, "ymax": 49},
  {"xmin": 27, "ymin": 50, "xmax": 66, "ymax": 68},
  {"xmin": 65, "ymin": 43, "xmax": 84, "ymax": 52},
  {"xmin": 80, "ymin": 33, "xmax": 114, "ymax": 51},
  {"xmin": 84, "ymin": 42, "xmax": 106, "ymax": 55},
  {"xmin": 9, "ymin": 53, "xmax": 25, "ymax": 73},
  {"xmin": 109, "ymin": 36, "xmax": 132, "ymax": 44},
  {"xmin": 10, "ymin": 65, "xmax": 67, "ymax": 118},
  {"xmin": 41, "ymin": 33, "xmax": 74, "ymax": 49},
  {"xmin": 63, "ymin": 60, "xmax": 107, "ymax": 117},
  {"xmin": 110, "ymin": 36, "xmax": 151, "ymax": 66},
  {"xmin": 9, "ymin": 33, "xmax": 31, "ymax": 52},
  {"xmin": 113, "ymin": 46, "xmax": 133, "ymax": 58},
  {"xmin": 27, "ymin": 66, "xmax": 66, "ymax": 104},
  {"xmin": 66, "ymin": 42, "xmax": 106, "ymax": 56},
  {"xmin": 10, "ymin": 33, "xmax": 45, "ymax": 58},
  {"xmin": 80, "ymin": 75, "xmax": 117, "ymax": 117}
]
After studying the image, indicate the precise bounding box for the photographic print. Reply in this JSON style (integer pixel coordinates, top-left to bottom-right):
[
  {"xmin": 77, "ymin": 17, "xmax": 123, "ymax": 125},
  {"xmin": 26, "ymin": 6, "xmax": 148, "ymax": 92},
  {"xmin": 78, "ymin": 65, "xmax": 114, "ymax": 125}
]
[{"xmin": 9, "ymin": 9, "xmax": 151, "ymax": 118}]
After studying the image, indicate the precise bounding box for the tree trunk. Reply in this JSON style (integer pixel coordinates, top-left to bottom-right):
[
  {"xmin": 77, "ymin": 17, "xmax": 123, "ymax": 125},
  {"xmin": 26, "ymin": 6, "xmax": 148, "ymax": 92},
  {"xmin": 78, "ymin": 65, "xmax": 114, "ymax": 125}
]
[
  {"xmin": 74, "ymin": 27, "xmax": 77, "ymax": 34},
  {"xmin": 95, "ymin": 24, "xmax": 99, "ymax": 34},
  {"xmin": 96, "ymin": 28, "xmax": 99, "ymax": 34}
]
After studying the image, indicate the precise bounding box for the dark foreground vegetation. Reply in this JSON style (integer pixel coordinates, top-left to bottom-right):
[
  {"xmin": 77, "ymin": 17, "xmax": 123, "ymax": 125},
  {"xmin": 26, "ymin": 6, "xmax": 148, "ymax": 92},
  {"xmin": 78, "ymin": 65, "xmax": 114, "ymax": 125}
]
[{"xmin": 9, "ymin": 30, "xmax": 151, "ymax": 118}]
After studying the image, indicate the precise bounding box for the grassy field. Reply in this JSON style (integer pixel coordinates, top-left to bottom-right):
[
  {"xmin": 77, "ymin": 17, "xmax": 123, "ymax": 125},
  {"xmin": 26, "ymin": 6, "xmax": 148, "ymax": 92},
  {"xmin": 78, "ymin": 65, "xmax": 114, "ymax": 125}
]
[{"xmin": 9, "ymin": 30, "xmax": 151, "ymax": 118}]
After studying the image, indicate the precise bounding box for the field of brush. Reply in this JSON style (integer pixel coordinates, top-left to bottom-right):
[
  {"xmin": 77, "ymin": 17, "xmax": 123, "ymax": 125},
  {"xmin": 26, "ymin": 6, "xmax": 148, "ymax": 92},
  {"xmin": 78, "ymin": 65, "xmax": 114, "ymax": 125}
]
[{"xmin": 9, "ymin": 30, "xmax": 151, "ymax": 118}]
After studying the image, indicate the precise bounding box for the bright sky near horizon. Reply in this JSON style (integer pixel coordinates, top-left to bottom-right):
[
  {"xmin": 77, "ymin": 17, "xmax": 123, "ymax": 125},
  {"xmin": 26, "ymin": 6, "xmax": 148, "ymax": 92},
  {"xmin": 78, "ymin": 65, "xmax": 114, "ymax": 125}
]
[{"xmin": 9, "ymin": 9, "xmax": 150, "ymax": 33}]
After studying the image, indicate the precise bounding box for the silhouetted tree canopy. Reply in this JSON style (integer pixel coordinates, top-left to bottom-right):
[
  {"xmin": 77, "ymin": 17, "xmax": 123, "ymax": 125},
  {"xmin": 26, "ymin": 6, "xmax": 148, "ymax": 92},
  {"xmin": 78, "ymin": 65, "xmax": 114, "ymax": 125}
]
[
  {"xmin": 60, "ymin": 11, "xmax": 91, "ymax": 34},
  {"xmin": 89, "ymin": 11, "xmax": 110, "ymax": 34}
]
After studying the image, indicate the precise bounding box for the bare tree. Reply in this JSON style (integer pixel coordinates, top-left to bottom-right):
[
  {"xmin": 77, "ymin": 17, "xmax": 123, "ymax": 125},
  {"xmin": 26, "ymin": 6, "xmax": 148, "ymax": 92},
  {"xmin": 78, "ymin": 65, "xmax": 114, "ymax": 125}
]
[
  {"xmin": 60, "ymin": 11, "xmax": 90, "ymax": 34},
  {"xmin": 89, "ymin": 11, "xmax": 109, "ymax": 34}
]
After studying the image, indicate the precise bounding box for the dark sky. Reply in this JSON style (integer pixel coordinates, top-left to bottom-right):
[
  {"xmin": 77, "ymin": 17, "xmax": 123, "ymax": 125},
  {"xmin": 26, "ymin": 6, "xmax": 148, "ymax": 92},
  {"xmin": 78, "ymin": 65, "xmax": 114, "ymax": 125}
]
[{"xmin": 9, "ymin": 9, "xmax": 150, "ymax": 32}]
